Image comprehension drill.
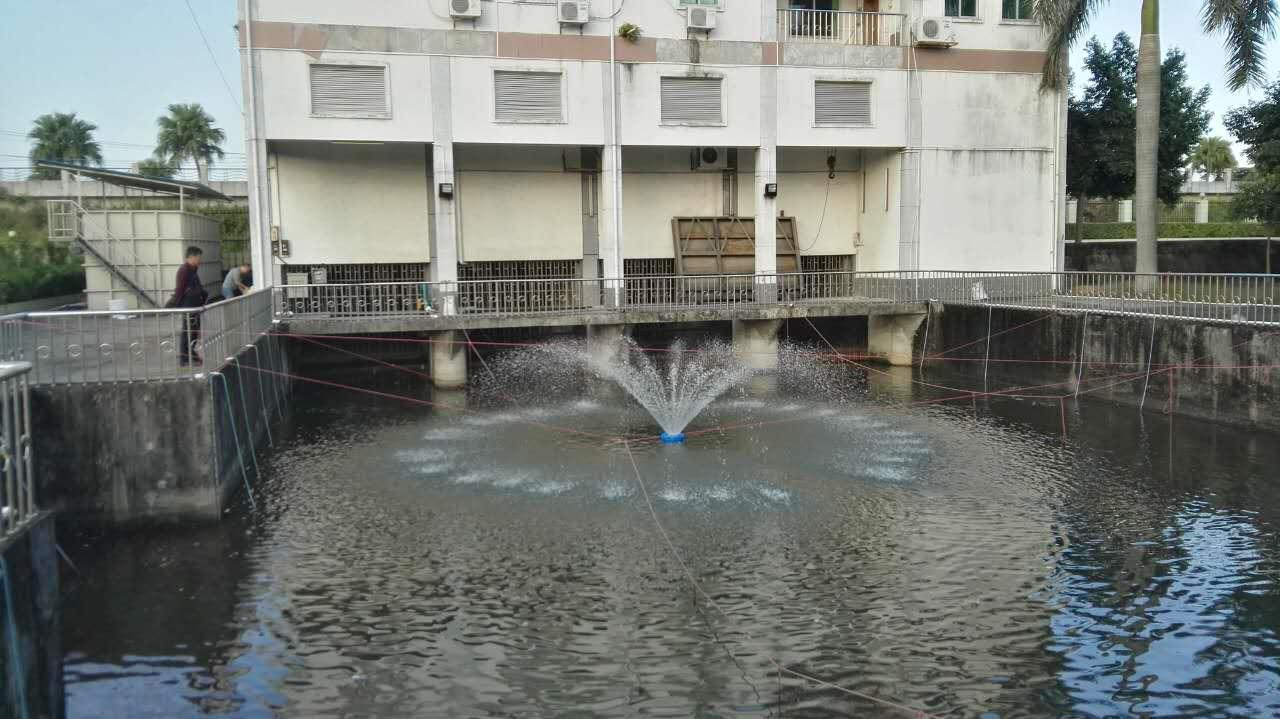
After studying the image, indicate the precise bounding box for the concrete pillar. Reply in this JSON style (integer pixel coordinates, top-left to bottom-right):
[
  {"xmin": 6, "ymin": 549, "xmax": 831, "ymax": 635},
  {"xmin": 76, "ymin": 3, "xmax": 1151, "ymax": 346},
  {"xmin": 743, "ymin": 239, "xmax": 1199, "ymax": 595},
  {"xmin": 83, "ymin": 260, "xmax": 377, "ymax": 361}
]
[
  {"xmin": 732, "ymin": 318, "xmax": 782, "ymax": 371},
  {"xmin": 599, "ymin": 57, "xmax": 623, "ymax": 307},
  {"xmin": 1195, "ymin": 197, "xmax": 1210, "ymax": 224},
  {"xmin": 755, "ymin": 56, "xmax": 779, "ymax": 281},
  {"xmin": 430, "ymin": 330, "xmax": 466, "ymax": 389},
  {"xmin": 581, "ymin": 147, "xmax": 601, "ymax": 306},
  {"xmin": 430, "ymin": 56, "xmax": 459, "ymax": 315},
  {"xmin": 869, "ymin": 313, "xmax": 926, "ymax": 366},
  {"xmin": 586, "ymin": 323, "xmax": 628, "ymax": 366},
  {"xmin": 1118, "ymin": 199, "xmax": 1134, "ymax": 223}
]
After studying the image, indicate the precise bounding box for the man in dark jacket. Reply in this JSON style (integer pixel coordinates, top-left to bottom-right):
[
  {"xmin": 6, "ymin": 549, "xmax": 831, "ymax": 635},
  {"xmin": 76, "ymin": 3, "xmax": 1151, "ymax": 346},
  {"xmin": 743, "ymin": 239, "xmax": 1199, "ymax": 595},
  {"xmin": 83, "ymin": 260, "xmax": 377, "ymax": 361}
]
[{"xmin": 173, "ymin": 246, "xmax": 207, "ymax": 366}]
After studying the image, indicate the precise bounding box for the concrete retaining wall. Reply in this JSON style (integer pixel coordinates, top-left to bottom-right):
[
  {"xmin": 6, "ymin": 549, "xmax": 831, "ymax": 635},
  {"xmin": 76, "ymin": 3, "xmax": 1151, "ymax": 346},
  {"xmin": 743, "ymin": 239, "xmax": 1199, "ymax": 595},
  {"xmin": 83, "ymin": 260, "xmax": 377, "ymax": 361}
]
[
  {"xmin": 924, "ymin": 305, "xmax": 1280, "ymax": 432},
  {"xmin": 0, "ymin": 512, "xmax": 62, "ymax": 719},
  {"xmin": 30, "ymin": 335, "xmax": 287, "ymax": 524},
  {"xmin": 1067, "ymin": 238, "xmax": 1278, "ymax": 274}
]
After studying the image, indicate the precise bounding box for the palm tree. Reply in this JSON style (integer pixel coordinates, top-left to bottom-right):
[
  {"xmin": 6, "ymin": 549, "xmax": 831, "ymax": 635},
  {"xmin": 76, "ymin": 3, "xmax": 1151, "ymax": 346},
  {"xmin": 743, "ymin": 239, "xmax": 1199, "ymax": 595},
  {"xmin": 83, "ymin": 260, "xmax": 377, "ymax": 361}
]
[
  {"xmin": 1190, "ymin": 136, "xmax": 1237, "ymax": 180},
  {"xmin": 154, "ymin": 103, "xmax": 225, "ymax": 183},
  {"xmin": 27, "ymin": 112, "xmax": 103, "ymax": 179},
  {"xmin": 1040, "ymin": 0, "xmax": 1276, "ymax": 279}
]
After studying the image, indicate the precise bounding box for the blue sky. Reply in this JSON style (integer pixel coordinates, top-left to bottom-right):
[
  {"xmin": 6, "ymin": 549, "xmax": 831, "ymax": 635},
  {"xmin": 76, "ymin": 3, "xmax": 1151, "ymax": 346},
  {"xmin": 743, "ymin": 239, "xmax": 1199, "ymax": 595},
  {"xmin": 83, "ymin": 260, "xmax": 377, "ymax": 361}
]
[{"xmin": 1, "ymin": 2, "xmax": 1278, "ymax": 168}]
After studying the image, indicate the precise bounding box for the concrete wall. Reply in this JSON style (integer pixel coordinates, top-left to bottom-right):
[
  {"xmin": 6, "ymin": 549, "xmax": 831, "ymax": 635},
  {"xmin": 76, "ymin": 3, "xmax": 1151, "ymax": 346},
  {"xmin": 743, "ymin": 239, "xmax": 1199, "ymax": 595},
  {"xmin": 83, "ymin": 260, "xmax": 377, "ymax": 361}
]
[
  {"xmin": 0, "ymin": 513, "xmax": 62, "ymax": 719},
  {"xmin": 920, "ymin": 0, "xmax": 1045, "ymax": 51},
  {"xmin": 622, "ymin": 147, "xmax": 740, "ymax": 259},
  {"xmin": 0, "ymin": 179, "xmax": 248, "ymax": 202},
  {"xmin": 924, "ymin": 304, "xmax": 1280, "ymax": 432},
  {"xmin": 456, "ymin": 145, "xmax": 584, "ymax": 261},
  {"xmin": 255, "ymin": 0, "xmax": 765, "ymax": 42},
  {"xmin": 1068, "ymin": 239, "xmax": 1279, "ymax": 275},
  {"xmin": 858, "ymin": 148, "xmax": 901, "ymax": 271},
  {"xmin": 258, "ymin": 50, "xmax": 434, "ymax": 143},
  {"xmin": 776, "ymin": 66, "xmax": 908, "ymax": 148},
  {"xmin": 30, "ymin": 337, "xmax": 285, "ymax": 524},
  {"xmin": 776, "ymin": 148, "xmax": 863, "ymax": 257},
  {"xmin": 452, "ymin": 57, "xmax": 606, "ymax": 145},
  {"xmin": 271, "ymin": 141, "xmax": 432, "ymax": 264}
]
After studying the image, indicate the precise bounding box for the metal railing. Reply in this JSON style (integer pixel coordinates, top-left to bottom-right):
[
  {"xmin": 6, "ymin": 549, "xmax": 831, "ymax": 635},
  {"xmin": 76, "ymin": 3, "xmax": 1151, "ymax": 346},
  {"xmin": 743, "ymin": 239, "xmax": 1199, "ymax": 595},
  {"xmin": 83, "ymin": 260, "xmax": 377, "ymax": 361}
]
[
  {"xmin": 0, "ymin": 290, "xmax": 274, "ymax": 385},
  {"xmin": 3, "ymin": 271, "xmax": 1276, "ymax": 384},
  {"xmin": 0, "ymin": 362, "xmax": 35, "ymax": 539},
  {"xmin": 0, "ymin": 166, "xmax": 248, "ymax": 183},
  {"xmin": 778, "ymin": 10, "xmax": 905, "ymax": 46},
  {"xmin": 276, "ymin": 271, "xmax": 1280, "ymax": 327}
]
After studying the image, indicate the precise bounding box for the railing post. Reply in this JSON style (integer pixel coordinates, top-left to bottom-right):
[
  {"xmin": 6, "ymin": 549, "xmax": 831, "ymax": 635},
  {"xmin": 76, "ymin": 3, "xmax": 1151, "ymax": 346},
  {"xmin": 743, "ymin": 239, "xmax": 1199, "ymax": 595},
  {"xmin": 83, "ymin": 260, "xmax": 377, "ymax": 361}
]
[{"xmin": 0, "ymin": 361, "xmax": 35, "ymax": 538}]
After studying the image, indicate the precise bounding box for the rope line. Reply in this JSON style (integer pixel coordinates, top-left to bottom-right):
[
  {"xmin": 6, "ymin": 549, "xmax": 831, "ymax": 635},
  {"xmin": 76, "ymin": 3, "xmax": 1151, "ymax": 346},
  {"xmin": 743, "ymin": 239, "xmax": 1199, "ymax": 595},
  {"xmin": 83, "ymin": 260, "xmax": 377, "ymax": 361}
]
[{"xmin": 621, "ymin": 440, "xmax": 940, "ymax": 718}]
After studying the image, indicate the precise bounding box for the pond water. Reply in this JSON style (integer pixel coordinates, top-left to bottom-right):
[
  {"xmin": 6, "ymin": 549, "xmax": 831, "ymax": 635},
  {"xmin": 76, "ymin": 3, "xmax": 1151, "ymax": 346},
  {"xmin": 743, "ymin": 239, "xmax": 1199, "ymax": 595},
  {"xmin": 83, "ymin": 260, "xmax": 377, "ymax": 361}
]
[{"xmin": 60, "ymin": 352, "xmax": 1280, "ymax": 717}]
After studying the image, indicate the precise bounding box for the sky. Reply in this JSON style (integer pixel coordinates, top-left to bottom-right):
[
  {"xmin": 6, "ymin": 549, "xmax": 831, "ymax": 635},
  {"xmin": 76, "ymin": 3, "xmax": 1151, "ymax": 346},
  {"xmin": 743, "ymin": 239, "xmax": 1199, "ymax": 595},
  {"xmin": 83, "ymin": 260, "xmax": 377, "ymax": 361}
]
[{"xmin": 2, "ymin": 2, "xmax": 1279, "ymax": 169}]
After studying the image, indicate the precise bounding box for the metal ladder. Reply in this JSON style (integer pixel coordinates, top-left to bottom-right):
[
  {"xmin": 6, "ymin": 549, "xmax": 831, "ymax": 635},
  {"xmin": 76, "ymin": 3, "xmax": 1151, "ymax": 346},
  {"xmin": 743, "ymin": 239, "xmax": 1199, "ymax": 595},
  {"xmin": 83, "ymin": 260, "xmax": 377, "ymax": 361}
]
[{"xmin": 46, "ymin": 200, "xmax": 162, "ymax": 308}]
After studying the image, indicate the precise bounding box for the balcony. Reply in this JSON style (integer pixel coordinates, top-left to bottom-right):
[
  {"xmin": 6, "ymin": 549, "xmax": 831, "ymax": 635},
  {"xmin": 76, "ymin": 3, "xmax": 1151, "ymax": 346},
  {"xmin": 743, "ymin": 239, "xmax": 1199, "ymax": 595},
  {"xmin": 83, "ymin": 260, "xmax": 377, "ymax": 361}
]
[{"xmin": 778, "ymin": 9, "xmax": 906, "ymax": 47}]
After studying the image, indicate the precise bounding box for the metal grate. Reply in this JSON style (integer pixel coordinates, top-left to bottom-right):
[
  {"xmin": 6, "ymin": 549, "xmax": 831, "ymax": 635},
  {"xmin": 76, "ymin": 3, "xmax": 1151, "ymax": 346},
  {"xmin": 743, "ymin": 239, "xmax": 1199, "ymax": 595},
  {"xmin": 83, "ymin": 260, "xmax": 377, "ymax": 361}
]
[
  {"xmin": 801, "ymin": 254, "xmax": 857, "ymax": 272},
  {"xmin": 309, "ymin": 64, "xmax": 389, "ymax": 118},
  {"xmin": 815, "ymin": 81, "xmax": 872, "ymax": 126},
  {"xmin": 625, "ymin": 258, "xmax": 677, "ymax": 277},
  {"xmin": 661, "ymin": 77, "xmax": 723, "ymax": 125},
  {"xmin": 282, "ymin": 263, "xmax": 429, "ymax": 284},
  {"xmin": 494, "ymin": 71, "xmax": 564, "ymax": 123},
  {"xmin": 459, "ymin": 260, "xmax": 581, "ymax": 280}
]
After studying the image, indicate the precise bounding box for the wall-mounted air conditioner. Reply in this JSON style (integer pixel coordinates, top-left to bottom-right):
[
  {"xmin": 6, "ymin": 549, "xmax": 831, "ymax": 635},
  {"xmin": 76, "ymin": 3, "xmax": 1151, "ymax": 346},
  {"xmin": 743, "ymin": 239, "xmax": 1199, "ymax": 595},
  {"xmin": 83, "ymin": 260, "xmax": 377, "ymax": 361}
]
[
  {"xmin": 558, "ymin": 1, "xmax": 590, "ymax": 25},
  {"xmin": 687, "ymin": 5, "xmax": 716, "ymax": 32},
  {"xmin": 691, "ymin": 147, "xmax": 730, "ymax": 172},
  {"xmin": 914, "ymin": 16, "xmax": 957, "ymax": 47},
  {"xmin": 449, "ymin": 0, "xmax": 482, "ymax": 19}
]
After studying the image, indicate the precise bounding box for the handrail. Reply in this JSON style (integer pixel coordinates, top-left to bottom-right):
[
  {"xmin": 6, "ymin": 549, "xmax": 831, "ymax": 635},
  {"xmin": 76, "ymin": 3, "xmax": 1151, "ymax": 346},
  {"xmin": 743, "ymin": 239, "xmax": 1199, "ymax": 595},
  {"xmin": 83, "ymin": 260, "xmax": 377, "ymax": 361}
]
[
  {"xmin": 778, "ymin": 9, "xmax": 906, "ymax": 47},
  {"xmin": 0, "ymin": 361, "xmax": 36, "ymax": 540}
]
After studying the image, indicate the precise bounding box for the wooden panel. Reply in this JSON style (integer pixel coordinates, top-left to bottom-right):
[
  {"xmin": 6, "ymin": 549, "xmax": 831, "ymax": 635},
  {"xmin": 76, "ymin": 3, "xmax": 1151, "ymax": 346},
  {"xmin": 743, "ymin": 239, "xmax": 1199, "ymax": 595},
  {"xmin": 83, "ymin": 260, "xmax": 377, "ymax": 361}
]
[{"xmin": 672, "ymin": 216, "xmax": 803, "ymax": 275}]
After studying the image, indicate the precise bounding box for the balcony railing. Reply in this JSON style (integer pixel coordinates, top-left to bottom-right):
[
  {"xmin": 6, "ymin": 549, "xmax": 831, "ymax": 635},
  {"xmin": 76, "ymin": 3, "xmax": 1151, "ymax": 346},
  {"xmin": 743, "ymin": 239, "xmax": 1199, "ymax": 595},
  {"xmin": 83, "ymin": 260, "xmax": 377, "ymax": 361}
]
[{"xmin": 778, "ymin": 9, "xmax": 906, "ymax": 47}]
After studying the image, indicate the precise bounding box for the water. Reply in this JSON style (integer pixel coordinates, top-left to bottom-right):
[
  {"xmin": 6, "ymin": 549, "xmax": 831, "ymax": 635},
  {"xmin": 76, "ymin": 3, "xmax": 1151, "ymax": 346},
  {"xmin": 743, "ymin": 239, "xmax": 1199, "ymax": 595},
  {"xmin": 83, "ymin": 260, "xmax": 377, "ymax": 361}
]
[{"xmin": 59, "ymin": 348, "xmax": 1280, "ymax": 717}]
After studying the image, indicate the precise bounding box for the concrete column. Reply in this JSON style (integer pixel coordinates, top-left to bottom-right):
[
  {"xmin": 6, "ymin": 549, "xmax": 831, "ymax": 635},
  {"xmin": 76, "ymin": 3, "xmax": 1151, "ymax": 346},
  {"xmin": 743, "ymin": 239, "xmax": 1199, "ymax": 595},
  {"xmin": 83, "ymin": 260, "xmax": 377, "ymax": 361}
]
[
  {"xmin": 430, "ymin": 56, "xmax": 459, "ymax": 315},
  {"xmin": 869, "ymin": 313, "xmax": 926, "ymax": 366},
  {"xmin": 586, "ymin": 323, "xmax": 628, "ymax": 366},
  {"xmin": 732, "ymin": 318, "xmax": 782, "ymax": 371},
  {"xmin": 1118, "ymin": 199, "xmax": 1134, "ymax": 223},
  {"xmin": 599, "ymin": 56, "xmax": 623, "ymax": 307},
  {"xmin": 581, "ymin": 147, "xmax": 601, "ymax": 306},
  {"xmin": 239, "ymin": 0, "xmax": 274, "ymax": 288},
  {"xmin": 1195, "ymin": 197, "xmax": 1210, "ymax": 224},
  {"xmin": 899, "ymin": 51, "xmax": 923, "ymax": 270},
  {"xmin": 430, "ymin": 330, "xmax": 466, "ymax": 389},
  {"xmin": 756, "ymin": 56, "xmax": 779, "ymax": 304}
]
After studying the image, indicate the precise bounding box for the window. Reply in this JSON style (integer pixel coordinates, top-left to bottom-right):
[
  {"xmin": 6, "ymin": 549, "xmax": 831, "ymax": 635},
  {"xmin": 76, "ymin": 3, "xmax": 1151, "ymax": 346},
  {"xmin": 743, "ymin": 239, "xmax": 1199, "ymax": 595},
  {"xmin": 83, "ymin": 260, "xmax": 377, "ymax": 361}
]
[
  {"xmin": 494, "ymin": 70, "xmax": 564, "ymax": 123},
  {"xmin": 1002, "ymin": 0, "xmax": 1034, "ymax": 20},
  {"xmin": 309, "ymin": 64, "xmax": 389, "ymax": 118},
  {"xmin": 789, "ymin": 0, "xmax": 836, "ymax": 9},
  {"xmin": 815, "ymin": 81, "xmax": 871, "ymax": 126},
  {"xmin": 944, "ymin": 0, "xmax": 978, "ymax": 18},
  {"xmin": 660, "ymin": 76, "xmax": 723, "ymax": 125}
]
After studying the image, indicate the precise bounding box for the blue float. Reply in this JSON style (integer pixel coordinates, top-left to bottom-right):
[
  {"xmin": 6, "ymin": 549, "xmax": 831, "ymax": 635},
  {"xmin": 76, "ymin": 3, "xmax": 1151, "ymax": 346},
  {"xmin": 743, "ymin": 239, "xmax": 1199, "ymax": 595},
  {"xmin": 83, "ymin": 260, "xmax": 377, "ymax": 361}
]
[{"xmin": 659, "ymin": 432, "xmax": 686, "ymax": 444}]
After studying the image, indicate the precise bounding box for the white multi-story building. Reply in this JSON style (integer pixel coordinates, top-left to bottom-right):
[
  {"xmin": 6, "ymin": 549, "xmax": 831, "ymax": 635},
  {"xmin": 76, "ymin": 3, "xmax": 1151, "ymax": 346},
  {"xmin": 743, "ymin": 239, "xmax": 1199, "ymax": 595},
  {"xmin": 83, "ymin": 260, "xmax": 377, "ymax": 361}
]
[{"xmin": 236, "ymin": 0, "xmax": 1066, "ymax": 289}]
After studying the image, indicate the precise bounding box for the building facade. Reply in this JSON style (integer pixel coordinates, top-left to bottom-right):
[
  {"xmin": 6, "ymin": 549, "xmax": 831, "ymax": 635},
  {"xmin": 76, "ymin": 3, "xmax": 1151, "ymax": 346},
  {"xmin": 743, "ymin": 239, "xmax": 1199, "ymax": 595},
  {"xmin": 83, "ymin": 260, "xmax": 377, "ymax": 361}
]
[{"xmin": 236, "ymin": 0, "xmax": 1066, "ymax": 289}]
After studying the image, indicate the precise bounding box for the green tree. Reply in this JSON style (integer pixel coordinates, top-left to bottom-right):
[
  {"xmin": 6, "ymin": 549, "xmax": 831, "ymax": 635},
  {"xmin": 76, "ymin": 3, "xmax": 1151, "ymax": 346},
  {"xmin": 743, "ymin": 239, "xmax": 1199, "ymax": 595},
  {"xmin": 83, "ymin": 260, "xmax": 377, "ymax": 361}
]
[
  {"xmin": 1067, "ymin": 35, "xmax": 1210, "ymax": 207},
  {"xmin": 1190, "ymin": 137, "xmax": 1238, "ymax": 180},
  {"xmin": 135, "ymin": 156, "xmax": 178, "ymax": 179},
  {"xmin": 1040, "ymin": 0, "xmax": 1276, "ymax": 275},
  {"xmin": 154, "ymin": 103, "xmax": 225, "ymax": 183},
  {"xmin": 26, "ymin": 112, "xmax": 103, "ymax": 179},
  {"xmin": 1226, "ymin": 80, "xmax": 1280, "ymax": 223}
]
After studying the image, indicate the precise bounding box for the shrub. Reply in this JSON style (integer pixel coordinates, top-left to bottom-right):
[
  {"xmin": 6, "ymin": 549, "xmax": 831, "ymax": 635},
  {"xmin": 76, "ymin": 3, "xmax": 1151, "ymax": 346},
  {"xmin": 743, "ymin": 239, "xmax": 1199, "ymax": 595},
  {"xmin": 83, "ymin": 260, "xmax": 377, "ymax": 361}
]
[{"xmin": 1068, "ymin": 221, "xmax": 1277, "ymax": 241}]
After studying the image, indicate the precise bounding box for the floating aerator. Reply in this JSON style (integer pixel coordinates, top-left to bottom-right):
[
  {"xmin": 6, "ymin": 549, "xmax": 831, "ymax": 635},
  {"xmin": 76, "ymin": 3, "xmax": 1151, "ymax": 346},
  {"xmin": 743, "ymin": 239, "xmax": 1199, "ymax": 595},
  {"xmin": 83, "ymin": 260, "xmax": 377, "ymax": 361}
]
[{"xmin": 659, "ymin": 432, "xmax": 686, "ymax": 444}]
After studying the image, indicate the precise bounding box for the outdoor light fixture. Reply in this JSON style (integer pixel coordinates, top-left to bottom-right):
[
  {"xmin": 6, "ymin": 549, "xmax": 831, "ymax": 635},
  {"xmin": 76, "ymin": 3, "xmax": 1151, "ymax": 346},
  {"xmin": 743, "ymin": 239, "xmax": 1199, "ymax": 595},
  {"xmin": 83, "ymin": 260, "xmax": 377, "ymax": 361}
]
[
  {"xmin": 764, "ymin": 182, "xmax": 778, "ymax": 198},
  {"xmin": 438, "ymin": 182, "xmax": 454, "ymax": 198}
]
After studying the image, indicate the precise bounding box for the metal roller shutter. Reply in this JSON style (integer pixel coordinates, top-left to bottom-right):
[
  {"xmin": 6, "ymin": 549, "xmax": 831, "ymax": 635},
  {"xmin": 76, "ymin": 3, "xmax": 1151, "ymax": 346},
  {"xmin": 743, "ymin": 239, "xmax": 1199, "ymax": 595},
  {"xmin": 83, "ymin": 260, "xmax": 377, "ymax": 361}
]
[
  {"xmin": 309, "ymin": 64, "xmax": 389, "ymax": 117},
  {"xmin": 661, "ymin": 77, "xmax": 723, "ymax": 125},
  {"xmin": 814, "ymin": 81, "xmax": 872, "ymax": 126},
  {"xmin": 494, "ymin": 71, "xmax": 564, "ymax": 122}
]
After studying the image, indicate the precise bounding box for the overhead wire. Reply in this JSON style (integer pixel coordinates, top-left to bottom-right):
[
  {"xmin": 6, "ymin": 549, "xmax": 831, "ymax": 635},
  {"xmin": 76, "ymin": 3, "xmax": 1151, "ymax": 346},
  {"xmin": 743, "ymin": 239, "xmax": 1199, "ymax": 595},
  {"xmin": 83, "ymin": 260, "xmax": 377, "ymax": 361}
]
[{"xmin": 183, "ymin": 0, "xmax": 244, "ymax": 114}]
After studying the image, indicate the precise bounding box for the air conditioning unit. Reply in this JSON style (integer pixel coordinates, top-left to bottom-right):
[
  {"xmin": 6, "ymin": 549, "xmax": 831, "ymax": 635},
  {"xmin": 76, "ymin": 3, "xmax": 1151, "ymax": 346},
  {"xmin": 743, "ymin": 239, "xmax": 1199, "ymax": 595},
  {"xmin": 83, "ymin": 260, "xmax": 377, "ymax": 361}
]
[
  {"xmin": 691, "ymin": 147, "xmax": 730, "ymax": 172},
  {"xmin": 558, "ymin": 1, "xmax": 590, "ymax": 25},
  {"xmin": 915, "ymin": 16, "xmax": 957, "ymax": 47},
  {"xmin": 687, "ymin": 5, "xmax": 716, "ymax": 32},
  {"xmin": 449, "ymin": 0, "xmax": 482, "ymax": 19}
]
